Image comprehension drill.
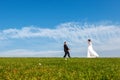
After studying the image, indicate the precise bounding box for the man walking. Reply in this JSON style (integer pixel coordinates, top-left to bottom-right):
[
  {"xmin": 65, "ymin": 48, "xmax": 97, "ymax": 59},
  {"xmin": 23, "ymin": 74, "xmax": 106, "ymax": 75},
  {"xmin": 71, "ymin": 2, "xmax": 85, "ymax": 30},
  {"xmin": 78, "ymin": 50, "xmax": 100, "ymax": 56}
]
[{"xmin": 63, "ymin": 41, "xmax": 71, "ymax": 58}]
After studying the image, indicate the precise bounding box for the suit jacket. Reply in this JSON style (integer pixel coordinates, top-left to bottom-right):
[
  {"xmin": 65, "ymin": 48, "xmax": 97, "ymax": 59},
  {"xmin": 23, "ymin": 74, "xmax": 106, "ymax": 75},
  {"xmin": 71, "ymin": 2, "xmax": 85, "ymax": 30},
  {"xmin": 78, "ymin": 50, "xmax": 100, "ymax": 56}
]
[{"xmin": 64, "ymin": 44, "xmax": 69, "ymax": 52}]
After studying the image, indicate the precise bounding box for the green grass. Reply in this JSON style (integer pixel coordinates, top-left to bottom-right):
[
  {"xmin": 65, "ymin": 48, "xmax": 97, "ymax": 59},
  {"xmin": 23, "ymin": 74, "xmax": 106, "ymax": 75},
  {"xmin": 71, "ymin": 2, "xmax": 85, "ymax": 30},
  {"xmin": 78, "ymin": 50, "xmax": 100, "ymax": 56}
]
[{"xmin": 0, "ymin": 58, "xmax": 120, "ymax": 80}]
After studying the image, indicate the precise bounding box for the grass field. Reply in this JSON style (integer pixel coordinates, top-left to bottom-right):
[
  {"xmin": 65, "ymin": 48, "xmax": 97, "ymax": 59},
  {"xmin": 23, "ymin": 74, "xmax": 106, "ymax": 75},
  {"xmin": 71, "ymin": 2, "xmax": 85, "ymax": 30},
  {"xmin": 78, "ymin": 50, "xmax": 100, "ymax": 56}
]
[{"xmin": 0, "ymin": 58, "xmax": 120, "ymax": 80}]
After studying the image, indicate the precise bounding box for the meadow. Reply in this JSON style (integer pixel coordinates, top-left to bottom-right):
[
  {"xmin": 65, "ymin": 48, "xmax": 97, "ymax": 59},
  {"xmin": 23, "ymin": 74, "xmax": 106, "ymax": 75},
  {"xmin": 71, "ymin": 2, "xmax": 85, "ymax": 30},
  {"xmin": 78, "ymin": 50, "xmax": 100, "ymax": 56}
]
[{"xmin": 0, "ymin": 58, "xmax": 120, "ymax": 80}]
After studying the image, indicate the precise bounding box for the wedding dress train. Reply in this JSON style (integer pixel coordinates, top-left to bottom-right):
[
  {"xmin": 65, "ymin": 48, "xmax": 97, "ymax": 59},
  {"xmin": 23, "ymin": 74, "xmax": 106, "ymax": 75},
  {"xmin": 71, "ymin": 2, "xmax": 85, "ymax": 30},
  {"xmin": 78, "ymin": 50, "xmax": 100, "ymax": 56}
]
[{"xmin": 87, "ymin": 42, "xmax": 99, "ymax": 58}]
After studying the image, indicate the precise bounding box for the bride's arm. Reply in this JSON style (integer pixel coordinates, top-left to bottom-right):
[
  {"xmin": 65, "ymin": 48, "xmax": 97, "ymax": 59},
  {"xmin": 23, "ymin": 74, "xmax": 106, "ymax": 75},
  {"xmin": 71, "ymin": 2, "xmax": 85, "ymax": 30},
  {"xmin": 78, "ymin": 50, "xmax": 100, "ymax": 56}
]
[{"xmin": 88, "ymin": 41, "xmax": 92, "ymax": 46}]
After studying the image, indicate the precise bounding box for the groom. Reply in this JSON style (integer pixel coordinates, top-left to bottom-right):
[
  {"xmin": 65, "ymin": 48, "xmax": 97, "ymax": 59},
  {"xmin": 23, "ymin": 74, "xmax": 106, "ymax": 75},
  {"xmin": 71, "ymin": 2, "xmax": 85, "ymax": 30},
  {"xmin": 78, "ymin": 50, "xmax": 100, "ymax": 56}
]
[{"xmin": 63, "ymin": 41, "xmax": 71, "ymax": 58}]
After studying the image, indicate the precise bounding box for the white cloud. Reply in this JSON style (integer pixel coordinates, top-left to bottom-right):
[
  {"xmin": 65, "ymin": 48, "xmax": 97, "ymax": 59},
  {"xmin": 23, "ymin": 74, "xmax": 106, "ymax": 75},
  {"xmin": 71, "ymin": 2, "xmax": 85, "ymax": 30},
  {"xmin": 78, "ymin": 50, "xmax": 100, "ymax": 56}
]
[
  {"xmin": 0, "ymin": 49, "xmax": 63, "ymax": 57},
  {"xmin": 0, "ymin": 22, "xmax": 120, "ymax": 57}
]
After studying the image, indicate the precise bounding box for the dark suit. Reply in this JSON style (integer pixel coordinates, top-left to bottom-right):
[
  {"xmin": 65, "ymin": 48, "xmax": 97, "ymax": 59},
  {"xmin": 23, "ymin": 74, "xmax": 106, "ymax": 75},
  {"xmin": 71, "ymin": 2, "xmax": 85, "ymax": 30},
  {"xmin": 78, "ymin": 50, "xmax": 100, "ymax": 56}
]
[{"xmin": 63, "ymin": 44, "xmax": 71, "ymax": 58}]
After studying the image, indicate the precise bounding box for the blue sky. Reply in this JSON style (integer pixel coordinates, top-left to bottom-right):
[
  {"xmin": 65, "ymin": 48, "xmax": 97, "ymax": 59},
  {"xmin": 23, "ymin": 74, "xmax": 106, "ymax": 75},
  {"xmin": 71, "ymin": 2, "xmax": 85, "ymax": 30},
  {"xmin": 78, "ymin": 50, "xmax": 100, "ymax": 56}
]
[
  {"xmin": 0, "ymin": 0, "xmax": 120, "ymax": 57},
  {"xmin": 0, "ymin": 0, "xmax": 120, "ymax": 29}
]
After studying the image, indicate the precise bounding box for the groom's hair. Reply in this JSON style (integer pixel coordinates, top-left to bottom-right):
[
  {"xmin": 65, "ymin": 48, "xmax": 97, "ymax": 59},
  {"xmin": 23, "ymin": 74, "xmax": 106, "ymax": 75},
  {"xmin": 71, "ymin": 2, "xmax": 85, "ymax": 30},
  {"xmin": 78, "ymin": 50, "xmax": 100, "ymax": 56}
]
[{"xmin": 64, "ymin": 41, "xmax": 66, "ymax": 44}]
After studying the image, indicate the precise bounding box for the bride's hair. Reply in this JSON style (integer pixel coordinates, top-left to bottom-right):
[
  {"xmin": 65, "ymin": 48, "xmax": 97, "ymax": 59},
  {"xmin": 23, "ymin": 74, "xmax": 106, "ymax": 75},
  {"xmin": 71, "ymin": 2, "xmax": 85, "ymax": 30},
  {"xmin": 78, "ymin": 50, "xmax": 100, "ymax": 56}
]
[{"xmin": 88, "ymin": 39, "xmax": 91, "ymax": 42}]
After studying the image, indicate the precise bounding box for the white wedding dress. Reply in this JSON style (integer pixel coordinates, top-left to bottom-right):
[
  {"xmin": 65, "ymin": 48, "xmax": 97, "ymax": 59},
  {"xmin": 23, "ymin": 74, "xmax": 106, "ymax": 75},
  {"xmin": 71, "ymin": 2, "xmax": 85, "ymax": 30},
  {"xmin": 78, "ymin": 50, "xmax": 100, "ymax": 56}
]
[{"xmin": 87, "ymin": 42, "xmax": 99, "ymax": 58}]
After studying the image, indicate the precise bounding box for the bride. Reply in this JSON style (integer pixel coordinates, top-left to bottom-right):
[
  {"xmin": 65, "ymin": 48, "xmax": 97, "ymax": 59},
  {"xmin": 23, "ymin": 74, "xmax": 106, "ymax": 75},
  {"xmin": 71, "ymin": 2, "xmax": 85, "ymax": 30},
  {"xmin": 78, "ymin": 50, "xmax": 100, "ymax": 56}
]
[{"xmin": 87, "ymin": 39, "xmax": 99, "ymax": 58}]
